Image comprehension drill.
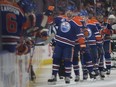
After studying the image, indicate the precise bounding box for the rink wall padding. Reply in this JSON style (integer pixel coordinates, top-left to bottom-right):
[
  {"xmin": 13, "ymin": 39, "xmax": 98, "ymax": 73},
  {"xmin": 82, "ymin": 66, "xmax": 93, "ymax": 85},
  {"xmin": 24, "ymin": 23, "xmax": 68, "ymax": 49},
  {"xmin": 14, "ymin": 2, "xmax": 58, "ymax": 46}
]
[
  {"xmin": 0, "ymin": 44, "xmax": 53, "ymax": 87},
  {"xmin": 41, "ymin": 58, "xmax": 52, "ymax": 65}
]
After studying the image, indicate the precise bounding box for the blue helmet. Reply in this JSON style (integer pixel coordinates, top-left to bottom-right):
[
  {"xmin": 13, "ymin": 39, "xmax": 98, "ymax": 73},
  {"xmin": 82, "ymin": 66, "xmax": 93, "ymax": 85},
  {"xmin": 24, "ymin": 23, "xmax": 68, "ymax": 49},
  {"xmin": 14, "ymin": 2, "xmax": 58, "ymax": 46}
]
[
  {"xmin": 78, "ymin": 10, "xmax": 88, "ymax": 17},
  {"xmin": 66, "ymin": 5, "xmax": 76, "ymax": 11},
  {"xmin": 18, "ymin": 0, "xmax": 36, "ymax": 13}
]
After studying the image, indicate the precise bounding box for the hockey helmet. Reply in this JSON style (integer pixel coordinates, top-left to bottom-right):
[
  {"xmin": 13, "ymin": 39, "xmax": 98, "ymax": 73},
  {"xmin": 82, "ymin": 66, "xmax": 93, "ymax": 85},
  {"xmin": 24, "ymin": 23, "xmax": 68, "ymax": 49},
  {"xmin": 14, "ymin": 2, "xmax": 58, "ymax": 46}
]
[
  {"xmin": 108, "ymin": 15, "xmax": 116, "ymax": 19},
  {"xmin": 17, "ymin": 0, "xmax": 36, "ymax": 13}
]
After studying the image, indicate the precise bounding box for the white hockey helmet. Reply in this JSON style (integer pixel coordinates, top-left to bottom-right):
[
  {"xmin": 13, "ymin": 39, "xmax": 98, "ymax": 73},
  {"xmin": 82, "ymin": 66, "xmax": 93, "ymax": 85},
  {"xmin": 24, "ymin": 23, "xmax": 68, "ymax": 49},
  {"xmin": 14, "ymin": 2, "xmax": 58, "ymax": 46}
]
[{"xmin": 108, "ymin": 14, "xmax": 116, "ymax": 19}]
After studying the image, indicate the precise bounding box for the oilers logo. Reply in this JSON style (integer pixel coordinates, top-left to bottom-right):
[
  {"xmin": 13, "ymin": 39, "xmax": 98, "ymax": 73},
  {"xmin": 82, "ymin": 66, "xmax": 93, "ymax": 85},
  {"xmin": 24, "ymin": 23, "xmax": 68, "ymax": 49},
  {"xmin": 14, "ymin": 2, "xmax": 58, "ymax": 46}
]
[
  {"xmin": 60, "ymin": 22, "xmax": 71, "ymax": 33},
  {"xmin": 83, "ymin": 28, "xmax": 92, "ymax": 38}
]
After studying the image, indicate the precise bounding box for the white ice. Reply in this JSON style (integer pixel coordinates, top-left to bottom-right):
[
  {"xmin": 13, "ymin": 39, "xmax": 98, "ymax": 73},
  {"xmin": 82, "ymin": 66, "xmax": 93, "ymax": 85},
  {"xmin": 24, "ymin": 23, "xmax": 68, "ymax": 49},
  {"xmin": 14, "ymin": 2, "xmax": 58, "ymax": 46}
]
[{"xmin": 33, "ymin": 52, "xmax": 116, "ymax": 87}]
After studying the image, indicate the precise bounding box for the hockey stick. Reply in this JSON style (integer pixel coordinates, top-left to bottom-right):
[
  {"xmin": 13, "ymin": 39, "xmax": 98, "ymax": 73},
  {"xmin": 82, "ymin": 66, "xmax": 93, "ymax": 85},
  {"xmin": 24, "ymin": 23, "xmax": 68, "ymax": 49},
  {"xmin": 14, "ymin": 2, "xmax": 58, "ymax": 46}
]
[
  {"xmin": 27, "ymin": 45, "xmax": 36, "ymax": 81},
  {"xmin": 26, "ymin": 14, "xmax": 37, "ymax": 80}
]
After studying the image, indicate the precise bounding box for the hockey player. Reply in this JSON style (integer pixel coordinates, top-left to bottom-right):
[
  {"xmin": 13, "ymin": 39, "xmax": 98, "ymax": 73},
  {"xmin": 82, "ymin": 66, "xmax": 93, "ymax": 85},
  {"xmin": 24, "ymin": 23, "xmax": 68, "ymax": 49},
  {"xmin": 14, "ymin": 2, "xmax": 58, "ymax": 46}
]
[
  {"xmin": 48, "ymin": 10, "xmax": 86, "ymax": 84},
  {"xmin": 26, "ymin": 5, "xmax": 55, "ymax": 44},
  {"xmin": 72, "ymin": 35, "xmax": 81, "ymax": 82},
  {"xmin": 69, "ymin": 13, "xmax": 98, "ymax": 81},
  {"xmin": 92, "ymin": 15, "xmax": 106, "ymax": 79},
  {"xmin": 100, "ymin": 15, "xmax": 116, "ymax": 75},
  {"xmin": 72, "ymin": 12, "xmax": 99, "ymax": 80},
  {"xmin": 81, "ymin": 12, "xmax": 102, "ymax": 79},
  {"xmin": 14, "ymin": 0, "xmax": 37, "ymax": 55},
  {"xmin": 72, "ymin": 15, "xmax": 86, "ymax": 81},
  {"xmin": 100, "ymin": 18, "xmax": 112, "ymax": 75},
  {"xmin": 71, "ymin": 14, "xmax": 86, "ymax": 80},
  {"xmin": 0, "ymin": 0, "xmax": 28, "ymax": 53}
]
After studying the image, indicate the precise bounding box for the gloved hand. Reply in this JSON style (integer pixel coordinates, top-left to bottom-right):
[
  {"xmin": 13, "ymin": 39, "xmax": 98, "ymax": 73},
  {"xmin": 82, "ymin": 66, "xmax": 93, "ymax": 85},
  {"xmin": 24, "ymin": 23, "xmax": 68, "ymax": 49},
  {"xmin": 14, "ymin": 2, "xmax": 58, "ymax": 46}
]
[
  {"xmin": 36, "ymin": 29, "xmax": 49, "ymax": 40},
  {"xmin": 49, "ymin": 39, "xmax": 56, "ymax": 47},
  {"xmin": 16, "ymin": 43, "xmax": 30, "ymax": 55},
  {"xmin": 101, "ymin": 28, "xmax": 113, "ymax": 35},
  {"xmin": 44, "ymin": 6, "xmax": 54, "ymax": 16}
]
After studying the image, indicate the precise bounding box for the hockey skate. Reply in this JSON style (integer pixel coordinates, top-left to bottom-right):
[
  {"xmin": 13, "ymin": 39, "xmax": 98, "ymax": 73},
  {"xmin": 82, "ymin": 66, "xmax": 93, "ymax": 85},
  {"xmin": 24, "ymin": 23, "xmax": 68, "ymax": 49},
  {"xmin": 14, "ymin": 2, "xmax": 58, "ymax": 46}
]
[
  {"xmin": 70, "ymin": 76, "xmax": 73, "ymax": 79},
  {"xmin": 89, "ymin": 71, "xmax": 96, "ymax": 79},
  {"xmin": 65, "ymin": 77, "xmax": 70, "ymax": 84},
  {"xmin": 100, "ymin": 71, "xmax": 105, "ymax": 80},
  {"xmin": 48, "ymin": 75, "xmax": 57, "ymax": 85},
  {"xmin": 83, "ymin": 74, "xmax": 88, "ymax": 80},
  {"xmin": 59, "ymin": 76, "xmax": 64, "ymax": 79},
  {"xmin": 106, "ymin": 69, "xmax": 111, "ymax": 75},
  {"xmin": 94, "ymin": 70, "xmax": 99, "ymax": 77},
  {"xmin": 75, "ymin": 75, "xmax": 80, "ymax": 82}
]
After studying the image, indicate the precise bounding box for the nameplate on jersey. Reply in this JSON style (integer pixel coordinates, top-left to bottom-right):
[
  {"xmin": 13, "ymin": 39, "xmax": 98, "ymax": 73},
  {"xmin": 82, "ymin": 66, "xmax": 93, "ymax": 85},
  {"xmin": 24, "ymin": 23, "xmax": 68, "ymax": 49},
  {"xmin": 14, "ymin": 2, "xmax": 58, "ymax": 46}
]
[
  {"xmin": 0, "ymin": 4, "xmax": 20, "ymax": 15},
  {"xmin": 60, "ymin": 22, "xmax": 71, "ymax": 33}
]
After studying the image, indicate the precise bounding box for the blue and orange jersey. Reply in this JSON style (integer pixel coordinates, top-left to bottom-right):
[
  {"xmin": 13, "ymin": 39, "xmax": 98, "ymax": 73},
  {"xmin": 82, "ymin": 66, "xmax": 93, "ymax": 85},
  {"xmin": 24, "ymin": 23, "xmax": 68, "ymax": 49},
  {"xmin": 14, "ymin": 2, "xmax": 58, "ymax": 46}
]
[
  {"xmin": 73, "ymin": 16, "xmax": 86, "ymax": 48},
  {"xmin": 91, "ymin": 17, "xmax": 102, "ymax": 30},
  {"xmin": 82, "ymin": 19, "xmax": 101, "ymax": 45},
  {"xmin": 101, "ymin": 19, "xmax": 113, "ymax": 42},
  {"xmin": 91, "ymin": 17, "xmax": 103, "ymax": 44},
  {"xmin": 73, "ymin": 16, "xmax": 83, "ymax": 22},
  {"xmin": 0, "ymin": 0, "xmax": 26, "ymax": 52},
  {"xmin": 54, "ymin": 15, "xmax": 86, "ymax": 48}
]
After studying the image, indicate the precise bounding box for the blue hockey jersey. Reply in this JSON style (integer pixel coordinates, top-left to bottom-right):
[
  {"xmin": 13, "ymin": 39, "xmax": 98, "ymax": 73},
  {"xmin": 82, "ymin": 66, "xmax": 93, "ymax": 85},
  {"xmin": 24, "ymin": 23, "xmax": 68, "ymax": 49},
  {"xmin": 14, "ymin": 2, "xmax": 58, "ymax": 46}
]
[
  {"xmin": 91, "ymin": 18, "xmax": 103, "ymax": 44},
  {"xmin": 0, "ymin": 1, "xmax": 26, "ymax": 52},
  {"xmin": 83, "ymin": 19, "xmax": 101, "ymax": 45},
  {"xmin": 102, "ymin": 22, "xmax": 113, "ymax": 42},
  {"xmin": 54, "ymin": 15, "xmax": 86, "ymax": 47}
]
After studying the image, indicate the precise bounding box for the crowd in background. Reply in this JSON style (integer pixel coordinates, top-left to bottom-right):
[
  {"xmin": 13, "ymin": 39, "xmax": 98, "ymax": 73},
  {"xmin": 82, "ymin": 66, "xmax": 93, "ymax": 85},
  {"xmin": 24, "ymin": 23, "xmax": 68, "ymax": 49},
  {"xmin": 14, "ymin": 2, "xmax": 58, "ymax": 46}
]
[{"xmin": 32, "ymin": 0, "xmax": 116, "ymax": 17}]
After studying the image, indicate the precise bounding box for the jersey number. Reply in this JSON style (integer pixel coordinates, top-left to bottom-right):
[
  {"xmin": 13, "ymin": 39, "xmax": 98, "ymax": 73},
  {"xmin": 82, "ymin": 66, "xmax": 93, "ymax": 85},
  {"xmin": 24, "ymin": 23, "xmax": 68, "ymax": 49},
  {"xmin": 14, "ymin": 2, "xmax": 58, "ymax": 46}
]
[{"xmin": 6, "ymin": 13, "xmax": 17, "ymax": 33}]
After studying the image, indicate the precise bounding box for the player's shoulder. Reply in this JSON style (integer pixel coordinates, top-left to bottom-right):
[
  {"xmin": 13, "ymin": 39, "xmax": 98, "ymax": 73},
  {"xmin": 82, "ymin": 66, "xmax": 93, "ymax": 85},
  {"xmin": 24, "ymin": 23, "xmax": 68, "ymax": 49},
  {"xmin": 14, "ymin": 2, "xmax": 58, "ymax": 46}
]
[
  {"xmin": 13, "ymin": 2, "xmax": 25, "ymax": 14},
  {"xmin": 92, "ymin": 18, "xmax": 98, "ymax": 22},
  {"xmin": 57, "ymin": 15, "xmax": 67, "ymax": 18},
  {"xmin": 87, "ymin": 19, "xmax": 95, "ymax": 25},
  {"xmin": 74, "ymin": 16, "xmax": 83, "ymax": 21},
  {"xmin": 0, "ymin": 1, "xmax": 13, "ymax": 5},
  {"xmin": 72, "ymin": 17, "xmax": 82, "ymax": 26},
  {"xmin": 0, "ymin": 1, "xmax": 24, "ymax": 15}
]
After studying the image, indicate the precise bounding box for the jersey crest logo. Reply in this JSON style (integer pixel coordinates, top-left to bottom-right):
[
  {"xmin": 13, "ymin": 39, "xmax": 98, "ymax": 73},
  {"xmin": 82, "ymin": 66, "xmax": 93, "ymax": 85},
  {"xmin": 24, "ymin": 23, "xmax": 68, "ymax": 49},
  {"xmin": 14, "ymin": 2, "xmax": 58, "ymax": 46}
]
[
  {"xmin": 60, "ymin": 22, "xmax": 71, "ymax": 33},
  {"xmin": 83, "ymin": 28, "xmax": 92, "ymax": 38}
]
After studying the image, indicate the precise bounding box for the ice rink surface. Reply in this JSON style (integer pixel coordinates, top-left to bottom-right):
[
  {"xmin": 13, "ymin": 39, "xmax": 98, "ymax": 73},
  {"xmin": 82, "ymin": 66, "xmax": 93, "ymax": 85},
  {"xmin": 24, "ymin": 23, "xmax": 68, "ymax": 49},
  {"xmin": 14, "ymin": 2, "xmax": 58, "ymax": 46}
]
[
  {"xmin": 32, "ymin": 52, "xmax": 116, "ymax": 87},
  {"xmin": 33, "ymin": 65, "xmax": 116, "ymax": 87}
]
